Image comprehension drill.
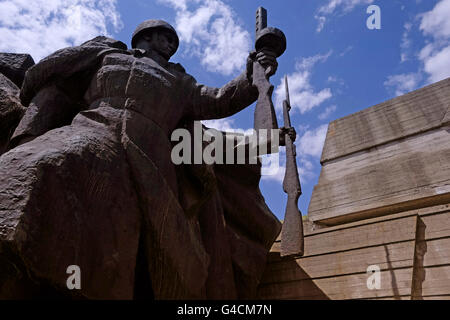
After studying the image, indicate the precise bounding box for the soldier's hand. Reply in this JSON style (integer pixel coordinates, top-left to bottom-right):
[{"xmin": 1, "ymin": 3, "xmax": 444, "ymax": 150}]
[
  {"xmin": 256, "ymin": 49, "xmax": 278, "ymax": 77},
  {"xmin": 246, "ymin": 49, "xmax": 278, "ymax": 80},
  {"xmin": 279, "ymin": 126, "xmax": 296, "ymax": 146}
]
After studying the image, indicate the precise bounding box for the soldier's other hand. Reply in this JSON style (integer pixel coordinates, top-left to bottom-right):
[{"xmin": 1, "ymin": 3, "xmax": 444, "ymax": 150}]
[
  {"xmin": 279, "ymin": 126, "xmax": 296, "ymax": 146},
  {"xmin": 256, "ymin": 49, "xmax": 278, "ymax": 77}
]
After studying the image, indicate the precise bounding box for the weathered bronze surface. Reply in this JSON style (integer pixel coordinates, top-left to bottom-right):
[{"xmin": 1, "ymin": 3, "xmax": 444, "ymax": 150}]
[
  {"xmin": 0, "ymin": 17, "xmax": 284, "ymax": 299},
  {"xmin": 0, "ymin": 53, "xmax": 34, "ymax": 155}
]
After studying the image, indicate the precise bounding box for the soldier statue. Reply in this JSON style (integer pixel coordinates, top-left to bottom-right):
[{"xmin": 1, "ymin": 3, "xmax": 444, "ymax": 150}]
[{"xmin": 0, "ymin": 20, "xmax": 287, "ymax": 299}]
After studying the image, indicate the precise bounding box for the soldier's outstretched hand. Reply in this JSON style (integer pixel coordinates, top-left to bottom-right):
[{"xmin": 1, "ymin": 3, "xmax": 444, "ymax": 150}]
[
  {"xmin": 256, "ymin": 49, "xmax": 278, "ymax": 77},
  {"xmin": 246, "ymin": 49, "xmax": 278, "ymax": 80},
  {"xmin": 279, "ymin": 126, "xmax": 297, "ymax": 146}
]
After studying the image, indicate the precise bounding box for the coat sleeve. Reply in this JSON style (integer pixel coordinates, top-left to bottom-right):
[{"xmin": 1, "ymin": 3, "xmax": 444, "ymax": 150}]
[
  {"xmin": 9, "ymin": 37, "xmax": 128, "ymax": 149},
  {"xmin": 188, "ymin": 71, "xmax": 258, "ymax": 120}
]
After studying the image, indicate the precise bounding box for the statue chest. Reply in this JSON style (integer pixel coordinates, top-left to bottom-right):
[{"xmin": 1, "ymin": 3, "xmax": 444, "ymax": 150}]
[{"xmin": 85, "ymin": 53, "xmax": 192, "ymax": 133}]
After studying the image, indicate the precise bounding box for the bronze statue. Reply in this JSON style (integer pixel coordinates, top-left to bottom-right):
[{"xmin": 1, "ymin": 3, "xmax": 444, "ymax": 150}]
[{"xmin": 0, "ymin": 16, "xmax": 292, "ymax": 299}]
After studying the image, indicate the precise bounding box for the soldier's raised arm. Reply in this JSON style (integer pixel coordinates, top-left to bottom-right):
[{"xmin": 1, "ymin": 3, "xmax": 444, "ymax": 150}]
[{"xmin": 188, "ymin": 49, "xmax": 277, "ymax": 121}]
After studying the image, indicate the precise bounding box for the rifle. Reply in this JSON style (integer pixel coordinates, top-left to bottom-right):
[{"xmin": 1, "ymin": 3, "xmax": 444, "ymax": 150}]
[
  {"xmin": 253, "ymin": 7, "xmax": 286, "ymax": 132},
  {"xmin": 280, "ymin": 75, "xmax": 304, "ymax": 258},
  {"xmin": 251, "ymin": 9, "xmax": 304, "ymax": 257}
]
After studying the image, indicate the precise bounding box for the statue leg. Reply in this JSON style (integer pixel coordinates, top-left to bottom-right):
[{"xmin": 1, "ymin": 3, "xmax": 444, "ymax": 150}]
[
  {"xmin": 124, "ymin": 141, "xmax": 210, "ymax": 299},
  {"xmin": 215, "ymin": 163, "xmax": 282, "ymax": 299},
  {"xmin": 197, "ymin": 191, "xmax": 238, "ymax": 299}
]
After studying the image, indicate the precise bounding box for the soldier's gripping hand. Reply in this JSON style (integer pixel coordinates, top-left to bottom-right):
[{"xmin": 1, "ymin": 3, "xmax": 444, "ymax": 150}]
[
  {"xmin": 279, "ymin": 126, "xmax": 297, "ymax": 147},
  {"xmin": 246, "ymin": 49, "xmax": 279, "ymax": 80},
  {"xmin": 256, "ymin": 49, "xmax": 278, "ymax": 77}
]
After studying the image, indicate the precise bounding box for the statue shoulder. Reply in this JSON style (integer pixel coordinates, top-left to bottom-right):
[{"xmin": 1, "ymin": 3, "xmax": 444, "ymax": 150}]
[
  {"xmin": 168, "ymin": 63, "xmax": 200, "ymax": 86},
  {"xmin": 79, "ymin": 36, "xmax": 128, "ymax": 50},
  {"xmin": 20, "ymin": 36, "xmax": 129, "ymax": 106},
  {"xmin": 169, "ymin": 62, "xmax": 186, "ymax": 74}
]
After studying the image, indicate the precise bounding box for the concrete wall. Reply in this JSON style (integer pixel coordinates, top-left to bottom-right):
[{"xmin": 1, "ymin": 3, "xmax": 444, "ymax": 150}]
[
  {"xmin": 258, "ymin": 78, "xmax": 450, "ymax": 300},
  {"xmin": 259, "ymin": 205, "xmax": 450, "ymax": 300},
  {"xmin": 309, "ymin": 78, "xmax": 450, "ymax": 226}
]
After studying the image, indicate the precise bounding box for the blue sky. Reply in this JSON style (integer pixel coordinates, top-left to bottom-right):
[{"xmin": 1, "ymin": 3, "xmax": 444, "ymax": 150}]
[{"xmin": 1, "ymin": 0, "xmax": 449, "ymax": 220}]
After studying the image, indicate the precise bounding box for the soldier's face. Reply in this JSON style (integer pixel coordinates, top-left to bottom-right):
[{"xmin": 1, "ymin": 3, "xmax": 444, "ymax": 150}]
[
  {"xmin": 141, "ymin": 30, "xmax": 177, "ymax": 60},
  {"xmin": 157, "ymin": 31, "xmax": 177, "ymax": 59}
]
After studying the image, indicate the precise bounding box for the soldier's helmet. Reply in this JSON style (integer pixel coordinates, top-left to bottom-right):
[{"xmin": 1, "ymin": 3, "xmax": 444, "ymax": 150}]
[{"xmin": 131, "ymin": 19, "xmax": 179, "ymax": 56}]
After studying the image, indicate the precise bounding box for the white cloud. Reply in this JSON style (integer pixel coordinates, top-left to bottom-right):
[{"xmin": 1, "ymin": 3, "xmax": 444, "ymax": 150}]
[
  {"xmin": 400, "ymin": 22, "xmax": 412, "ymax": 63},
  {"xmin": 0, "ymin": 0, "xmax": 123, "ymax": 62},
  {"xmin": 298, "ymin": 124, "xmax": 329, "ymax": 159},
  {"xmin": 420, "ymin": 45, "xmax": 450, "ymax": 83},
  {"xmin": 385, "ymin": 0, "xmax": 450, "ymax": 93},
  {"xmin": 419, "ymin": 43, "xmax": 434, "ymax": 62},
  {"xmin": 261, "ymin": 148, "xmax": 286, "ymax": 183},
  {"xmin": 419, "ymin": 0, "xmax": 450, "ymax": 39},
  {"xmin": 160, "ymin": 0, "xmax": 188, "ymax": 11},
  {"xmin": 339, "ymin": 45, "xmax": 353, "ymax": 57},
  {"xmin": 318, "ymin": 105, "xmax": 337, "ymax": 120},
  {"xmin": 296, "ymin": 51, "xmax": 332, "ymax": 70},
  {"xmin": 202, "ymin": 118, "xmax": 237, "ymax": 132},
  {"xmin": 315, "ymin": 0, "xmax": 374, "ymax": 32},
  {"xmin": 318, "ymin": 0, "xmax": 374, "ymax": 15},
  {"xmin": 384, "ymin": 73, "xmax": 422, "ymax": 96},
  {"xmin": 315, "ymin": 15, "xmax": 326, "ymax": 33},
  {"xmin": 201, "ymin": 118, "xmax": 253, "ymax": 135},
  {"xmin": 328, "ymin": 76, "xmax": 338, "ymax": 83},
  {"xmin": 327, "ymin": 75, "xmax": 346, "ymax": 88},
  {"xmin": 417, "ymin": 0, "xmax": 450, "ymax": 83},
  {"xmin": 261, "ymin": 149, "xmax": 316, "ymax": 183},
  {"xmin": 274, "ymin": 52, "xmax": 332, "ymax": 114},
  {"xmin": 400, "ymin": 53, "xmax": 407, "ymax": 64},
  {"xmin": 298, "ymin": 158, "xmax": 315, "ymax": 181},
  {"xmin": 159, "ymin": 0, "xmax": 251, "ymax": 76},
  {"xmin": 263, "ymin": 124, "xmax": 329, "ymax": 184}
]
